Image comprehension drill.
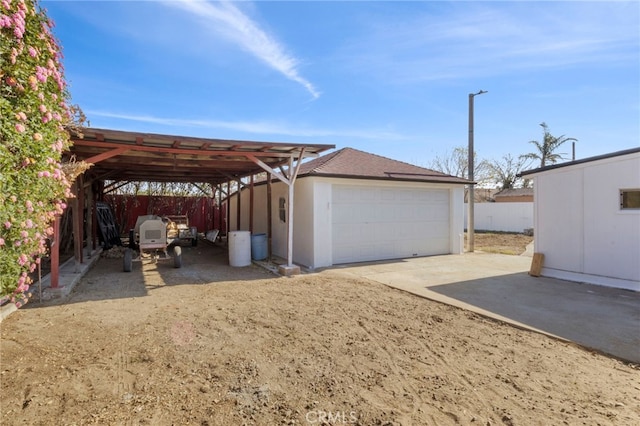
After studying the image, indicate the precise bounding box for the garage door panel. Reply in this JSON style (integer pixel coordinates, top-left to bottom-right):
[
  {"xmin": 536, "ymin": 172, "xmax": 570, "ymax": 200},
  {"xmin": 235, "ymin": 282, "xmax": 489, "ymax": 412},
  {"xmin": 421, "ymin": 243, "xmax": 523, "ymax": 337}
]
[
  {"xmin": 381, "ymin": 189, "xmax": 395, "ymax": 201},
  {"xmin": 333, "ymin": 185, "xmax": 450, "ymax": 264}
]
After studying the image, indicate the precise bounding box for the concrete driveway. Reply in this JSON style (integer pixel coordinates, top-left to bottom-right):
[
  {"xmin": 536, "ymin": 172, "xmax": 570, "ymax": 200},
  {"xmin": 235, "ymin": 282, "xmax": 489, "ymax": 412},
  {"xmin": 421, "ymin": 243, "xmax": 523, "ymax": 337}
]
[{"xmin": 331, "ymin": 253, "xmax": 640, "ymax": 363}]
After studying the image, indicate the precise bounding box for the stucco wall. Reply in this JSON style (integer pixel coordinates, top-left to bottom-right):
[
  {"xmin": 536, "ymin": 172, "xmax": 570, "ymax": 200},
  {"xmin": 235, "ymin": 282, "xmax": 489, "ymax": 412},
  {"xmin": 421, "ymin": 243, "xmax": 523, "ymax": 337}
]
[
  {"xmin": 532, "ymin": 153, "xmax": 640, "ymax": 291},
  {"xmin": 229, "ymin": 176, "xmax": 466, "ymax": 269},
  {"xmin": 228, "ymin": 178, "xmax": 314, "ymax": 265},
  {"xmin": 464, "ymin": 202, "xmax": 534, "ymax": 233}
]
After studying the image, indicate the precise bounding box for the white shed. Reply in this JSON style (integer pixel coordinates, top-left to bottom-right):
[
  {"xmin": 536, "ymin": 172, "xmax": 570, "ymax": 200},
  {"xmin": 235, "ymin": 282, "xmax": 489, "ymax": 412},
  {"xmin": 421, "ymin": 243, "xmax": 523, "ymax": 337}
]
[
  {"xmin": 520, "ymin": 147, "xmax": 640, "ymax": 291},
  {"xmin": 229, "ymin": 148, "xmax": 470, "ymax": 269}
]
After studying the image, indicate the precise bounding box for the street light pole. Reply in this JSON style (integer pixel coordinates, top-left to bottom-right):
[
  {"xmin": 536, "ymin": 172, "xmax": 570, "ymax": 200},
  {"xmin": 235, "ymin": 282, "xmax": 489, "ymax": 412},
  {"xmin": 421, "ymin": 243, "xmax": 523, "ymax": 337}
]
[{"xmin": 467, "ymin": 89, "xmax": 487, "ymax": 253}]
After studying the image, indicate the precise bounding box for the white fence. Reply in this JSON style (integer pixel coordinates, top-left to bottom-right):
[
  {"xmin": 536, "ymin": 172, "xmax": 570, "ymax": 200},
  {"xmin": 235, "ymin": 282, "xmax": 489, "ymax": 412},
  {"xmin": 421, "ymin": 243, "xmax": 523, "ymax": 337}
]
[{"xmin": 464, "ymin": 202, "xmax": 533, "ymax": 233}]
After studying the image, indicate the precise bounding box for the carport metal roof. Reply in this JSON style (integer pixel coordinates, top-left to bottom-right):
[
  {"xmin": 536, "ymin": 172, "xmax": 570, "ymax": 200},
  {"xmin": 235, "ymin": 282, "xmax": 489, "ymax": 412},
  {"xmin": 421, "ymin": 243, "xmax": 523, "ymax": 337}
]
[{"xmin": 67, "ymin": 127, "xmax": 335, "ymax": 185}]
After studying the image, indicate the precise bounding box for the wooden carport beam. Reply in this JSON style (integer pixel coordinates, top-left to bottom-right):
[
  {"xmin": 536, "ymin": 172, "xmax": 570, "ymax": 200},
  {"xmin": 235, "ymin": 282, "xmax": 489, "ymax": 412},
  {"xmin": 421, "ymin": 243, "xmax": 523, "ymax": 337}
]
[
  {"xmin": 103, "ymin": 180, "xmax": 132, "ymax": 194},
  {"xmin": 245, "ymin": 154, "xmax": 291, "ymax": 186},
  {"xmin": 192, "ymin": 183, "xmax": 213, "ymax": 197},
  {"xmin": 71, "ymin": 139, "xmax": 312, "ymax": 159},
  {"xmin": 83, "ymin": 146, "xmax": 130, "ymax": 165},
  {"xmin": 245, "ymin": 149, "xmax": 305, "ymax": 267}
]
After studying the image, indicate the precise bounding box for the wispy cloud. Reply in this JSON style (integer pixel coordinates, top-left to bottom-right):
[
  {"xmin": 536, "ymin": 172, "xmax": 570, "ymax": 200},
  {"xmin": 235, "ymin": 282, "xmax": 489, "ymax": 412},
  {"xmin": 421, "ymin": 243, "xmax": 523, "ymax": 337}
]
[
  {"xmin": 165, "ymin": 0, "xmax": 320, "ymax": 99},
  {"xmin": 87, "ymin": 110, "xmax": 404, "ymax": 141},
  {"xmin": 339, "ymin": 2, "xmax": 639, "ymax": 83}
]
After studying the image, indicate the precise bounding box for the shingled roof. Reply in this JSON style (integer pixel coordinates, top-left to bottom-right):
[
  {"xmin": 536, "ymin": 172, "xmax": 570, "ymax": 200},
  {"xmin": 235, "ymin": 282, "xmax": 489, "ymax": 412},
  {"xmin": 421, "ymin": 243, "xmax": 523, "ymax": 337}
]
[{"xmin": 298, "ymin": 147, "xmax": 470, "ymax": 184}]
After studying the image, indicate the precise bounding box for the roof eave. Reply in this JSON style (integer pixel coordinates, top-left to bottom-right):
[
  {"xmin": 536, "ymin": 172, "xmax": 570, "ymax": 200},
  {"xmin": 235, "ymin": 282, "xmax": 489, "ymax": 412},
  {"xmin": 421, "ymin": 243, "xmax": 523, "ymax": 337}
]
[
  {"xmin": 302, "ymin": 172, "xmax": 472, "ymax": 185},
  {"xmin": 519, "ymin": 147, "xmax": 640, "ymax": 177}
]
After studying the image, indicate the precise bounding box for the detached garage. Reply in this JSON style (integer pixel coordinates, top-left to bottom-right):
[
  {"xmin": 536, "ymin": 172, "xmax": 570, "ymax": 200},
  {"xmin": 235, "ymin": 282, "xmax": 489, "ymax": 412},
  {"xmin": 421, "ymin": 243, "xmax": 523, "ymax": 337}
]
[
  {"xmin": 332, "ymin": 185, "xmax": 451, "ymax": 264},
  {"xmin": 229, "ymin": 148, "xmax": 470, "ymax": 269},
  {"xmin": 520, "ymin": 147, "xmax": 640, "ymax": 291}
]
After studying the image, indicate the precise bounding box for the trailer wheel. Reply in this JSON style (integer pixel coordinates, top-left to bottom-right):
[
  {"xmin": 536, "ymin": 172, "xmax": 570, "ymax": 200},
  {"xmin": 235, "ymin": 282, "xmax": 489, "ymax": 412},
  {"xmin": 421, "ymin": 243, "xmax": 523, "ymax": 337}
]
[
  {"xmin": 123, "ymin": 249, "xmax": 133, "ymax": 272},
  {"xmin": 173, "ymin": 245, "xmax": 182, "ymax": 268},
  {"xmin": 191, "ymin": 227, "xmax": 198, "ymax": 247}
]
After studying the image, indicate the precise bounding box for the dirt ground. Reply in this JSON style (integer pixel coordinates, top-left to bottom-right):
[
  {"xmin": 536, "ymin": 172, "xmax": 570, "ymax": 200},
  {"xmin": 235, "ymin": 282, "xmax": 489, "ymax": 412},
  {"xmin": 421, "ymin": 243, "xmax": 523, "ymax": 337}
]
[
  {"xmin": 467, "ymin": 232, "xmax": 533, "ymax": 256},
  {"xmin": 1, "ymin": 239, "xmax": 639, "ymax": 425}
]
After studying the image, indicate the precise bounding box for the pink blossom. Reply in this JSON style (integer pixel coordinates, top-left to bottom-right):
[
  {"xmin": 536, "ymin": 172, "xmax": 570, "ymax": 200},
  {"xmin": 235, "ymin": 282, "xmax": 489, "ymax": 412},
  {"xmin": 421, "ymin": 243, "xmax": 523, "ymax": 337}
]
[
  {"xmin": 4, "ymin": 221, "xmax": 11, "ymax": 229},
  {"xmin": 0, "ymin": 15, "xmax": 11, "ymax": 29},
  {"xmin": 15, "ymin": 123, "xmax": 25, "ymax": 133},
  {"xmin": 0, "ymin": 238, "xmax": 4, "ymax": 246},
  {"xmin": 25, "ymin": 200, "xmax": 33, "ymax": 210},
  {"xmin": 39, "ymin": 104, "xmax": 47, "ymax": 113},
  {"xmin": 25, "ymin": 219, "xmax": 33, "ymax": 228},
  {"xmin": 35, "ymin": 66, "xmax": 48, "ymax": 82},
  {"xmin": 14, "ymin": 240, "xmax": 21, "ymax": 247},
  {"xmin": 28, "ymin": 46, "xmax": 37, "ymax": 57},
  {"xmin": 20, "ymin": 231, "xmax": 28, "ymax": 239}
]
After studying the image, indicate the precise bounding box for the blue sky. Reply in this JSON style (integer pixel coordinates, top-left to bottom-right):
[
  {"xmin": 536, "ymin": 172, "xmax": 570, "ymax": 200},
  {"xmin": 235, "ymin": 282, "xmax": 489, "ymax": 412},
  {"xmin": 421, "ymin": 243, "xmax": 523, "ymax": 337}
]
[{"xmin": 44, "ymin": 0, "xmax": 639, "ymax": 167}]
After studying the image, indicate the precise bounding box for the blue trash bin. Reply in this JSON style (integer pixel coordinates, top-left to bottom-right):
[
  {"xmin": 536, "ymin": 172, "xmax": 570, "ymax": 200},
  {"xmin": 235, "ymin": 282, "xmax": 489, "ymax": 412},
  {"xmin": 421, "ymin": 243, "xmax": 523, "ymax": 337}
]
[{"xmin": 251, "ymin": 233, "xmax": 268, "ymax": 261}]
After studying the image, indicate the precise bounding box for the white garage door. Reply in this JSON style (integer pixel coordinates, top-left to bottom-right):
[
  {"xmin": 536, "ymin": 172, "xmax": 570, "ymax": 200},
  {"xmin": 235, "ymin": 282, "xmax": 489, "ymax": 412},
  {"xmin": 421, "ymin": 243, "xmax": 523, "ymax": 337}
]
[{"xmin": 332, "ymin": 185, "xmax": 450, "ymax": 264}]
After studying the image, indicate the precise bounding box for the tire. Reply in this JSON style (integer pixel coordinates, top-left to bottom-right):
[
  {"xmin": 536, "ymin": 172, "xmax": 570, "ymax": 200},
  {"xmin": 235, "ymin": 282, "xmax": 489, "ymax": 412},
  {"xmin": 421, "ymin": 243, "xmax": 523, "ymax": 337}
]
[
  {"xmin": 123, "ymin": 249, "xmax": 133, "ymax": 272},
  {"xmin": 191, "ymin": 227, "xmax": 198, "ymax": 247},
  {"xmin": 129, "ymin": 229, "xmax": 135, "ymax": 249},
  {"xmin": 173, "ymin": 245, "xmax": 182, "ymax": 268}
]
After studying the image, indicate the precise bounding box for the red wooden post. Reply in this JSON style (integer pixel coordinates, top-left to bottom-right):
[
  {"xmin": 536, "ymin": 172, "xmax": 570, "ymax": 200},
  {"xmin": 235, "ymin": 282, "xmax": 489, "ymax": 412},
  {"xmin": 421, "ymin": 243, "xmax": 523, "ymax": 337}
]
[
  {"xmin": 73, "ymin": 176, "xmax": 84, "ymax": 265},
  {"xmin": 249, "ymin": 174, "xmax": 254, "ymax": 233},
  {"xmin": 91, "ymin": 182, "xmax": 97, "ymax": 250},
  {"xmin": 50, "ymin": 215, "xmax": 61, "ymax": 289}
]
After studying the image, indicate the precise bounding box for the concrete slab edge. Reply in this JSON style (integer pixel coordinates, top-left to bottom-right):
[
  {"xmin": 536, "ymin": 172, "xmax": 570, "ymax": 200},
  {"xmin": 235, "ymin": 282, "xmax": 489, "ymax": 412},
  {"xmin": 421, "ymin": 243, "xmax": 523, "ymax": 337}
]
[
  {"xmin": 0, "ymin": 249, "xmax": 102, "ymax": 324},
  {"xmin": 372, "ymin": 279, "xmax": 639, "ymax": 366}
]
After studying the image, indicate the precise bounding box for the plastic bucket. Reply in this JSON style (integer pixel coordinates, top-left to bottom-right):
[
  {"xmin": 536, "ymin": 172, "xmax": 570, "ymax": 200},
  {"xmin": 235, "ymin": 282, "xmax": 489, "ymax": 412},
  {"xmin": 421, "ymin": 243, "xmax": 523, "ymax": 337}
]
[
  {"xmin": 251, "ymin": 233, "xmax": 268, "ymax": 261},
  {"xmin": 228, "ymin": 230, "xmax": 251, "ymax": 267}
]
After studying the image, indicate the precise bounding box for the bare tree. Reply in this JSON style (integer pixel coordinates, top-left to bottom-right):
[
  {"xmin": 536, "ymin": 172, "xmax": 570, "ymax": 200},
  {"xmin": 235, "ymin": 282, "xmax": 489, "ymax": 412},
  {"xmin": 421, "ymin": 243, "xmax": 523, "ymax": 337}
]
[
  {"xmin": 487, "ymin": 154, "xmax": 533, "ymax": 189},
  {"xmin": 428, "ymin": 146, "xmax": 491, "ymax": 185},
  {"xmin": 521, "ymin": 122, "xmax": 577, "ymax": 167}
]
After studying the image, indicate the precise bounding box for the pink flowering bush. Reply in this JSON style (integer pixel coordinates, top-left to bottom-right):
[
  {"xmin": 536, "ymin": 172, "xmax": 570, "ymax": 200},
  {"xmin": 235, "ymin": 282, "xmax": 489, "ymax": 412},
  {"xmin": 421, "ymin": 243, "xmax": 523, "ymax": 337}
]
[{"xmin": 1, "ymin": 0, "xmax": 76, "ymax": 306}]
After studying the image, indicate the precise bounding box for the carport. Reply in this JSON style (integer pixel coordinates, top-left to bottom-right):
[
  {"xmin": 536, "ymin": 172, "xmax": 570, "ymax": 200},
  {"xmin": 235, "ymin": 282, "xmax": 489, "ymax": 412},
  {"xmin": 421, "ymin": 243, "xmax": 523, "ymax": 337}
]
[{"xmin": 54, "ymin": 127, "xmax": 334, "ymax": 286}]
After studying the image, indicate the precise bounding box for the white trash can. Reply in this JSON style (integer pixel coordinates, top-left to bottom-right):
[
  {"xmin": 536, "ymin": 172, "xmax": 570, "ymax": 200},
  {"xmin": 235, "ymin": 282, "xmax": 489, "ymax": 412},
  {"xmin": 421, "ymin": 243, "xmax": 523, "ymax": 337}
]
[{"xmin": 228, "ymin": 230, "xmax": 251, "ymax": 267}]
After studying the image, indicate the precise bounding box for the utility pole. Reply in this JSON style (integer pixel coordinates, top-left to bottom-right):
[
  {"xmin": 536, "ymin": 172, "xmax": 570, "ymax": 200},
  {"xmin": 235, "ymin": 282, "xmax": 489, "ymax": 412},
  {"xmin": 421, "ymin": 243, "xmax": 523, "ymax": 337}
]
[{"xmin": 467, "ymin": 90, "xmax": 487, "ymax": 252}]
